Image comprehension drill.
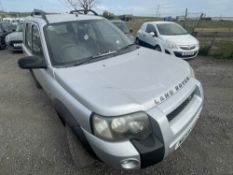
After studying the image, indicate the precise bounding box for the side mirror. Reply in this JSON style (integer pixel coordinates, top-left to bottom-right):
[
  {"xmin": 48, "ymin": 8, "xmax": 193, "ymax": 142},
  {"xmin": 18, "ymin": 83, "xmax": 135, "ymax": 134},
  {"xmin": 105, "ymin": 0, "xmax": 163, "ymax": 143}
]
[
  {"xmin": 149, "ymin": 32, "xmax": 155, "ymax": 37},
  {"xmin": 150, "ymin": 32, "xmax": 158, "ymax": 37},
  {"xmin": 129, "ymin": 28, "xmax": 134, "ymax": 33},
  {"xmin": 18, "ymin": 56, "xmax": 47, "ymax": 69}
]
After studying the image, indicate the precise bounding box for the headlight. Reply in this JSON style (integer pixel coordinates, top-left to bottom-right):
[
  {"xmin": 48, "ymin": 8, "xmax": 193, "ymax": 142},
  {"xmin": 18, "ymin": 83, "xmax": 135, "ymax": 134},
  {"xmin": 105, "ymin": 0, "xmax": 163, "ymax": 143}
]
[
  {"xmin": 166, "ymin": 40, "xmax": 178, "ymax": 49},
  {"xmin": 92, "ymin": 112, "xmax": 152, "ymax": 142},
  {"xmin": 190, "ymin": 66, "xmax": 195, "ymax": 78}
]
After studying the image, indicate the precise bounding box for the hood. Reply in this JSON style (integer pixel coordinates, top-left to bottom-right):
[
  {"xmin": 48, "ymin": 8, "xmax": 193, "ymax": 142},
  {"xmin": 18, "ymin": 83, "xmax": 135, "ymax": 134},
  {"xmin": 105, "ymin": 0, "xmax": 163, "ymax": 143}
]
[
  {"xmin": 54, "ymin": 48, "xmax": 191, "ymax": 116},
  {"xmin": 5, "ymin": 32, "xmax": 23, "ymax": 43},
  {"xmin": 161, "ymin": 34, "xmax": 198, "ymax": 46}
]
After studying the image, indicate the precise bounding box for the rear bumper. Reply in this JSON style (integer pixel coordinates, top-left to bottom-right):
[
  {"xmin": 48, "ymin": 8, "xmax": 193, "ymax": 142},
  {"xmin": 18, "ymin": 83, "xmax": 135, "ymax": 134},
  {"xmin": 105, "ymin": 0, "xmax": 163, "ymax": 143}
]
[{"xmin": 82, "ymin": 79, "xmax": 204, "ymax": 170}]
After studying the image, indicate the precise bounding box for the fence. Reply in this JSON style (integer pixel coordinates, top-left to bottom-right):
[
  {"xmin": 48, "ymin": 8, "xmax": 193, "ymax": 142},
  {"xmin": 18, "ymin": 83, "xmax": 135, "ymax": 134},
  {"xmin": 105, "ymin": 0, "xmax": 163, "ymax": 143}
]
[{"xmin": 194, "ymin": 28, "xmax": 233, "ymax": 59}]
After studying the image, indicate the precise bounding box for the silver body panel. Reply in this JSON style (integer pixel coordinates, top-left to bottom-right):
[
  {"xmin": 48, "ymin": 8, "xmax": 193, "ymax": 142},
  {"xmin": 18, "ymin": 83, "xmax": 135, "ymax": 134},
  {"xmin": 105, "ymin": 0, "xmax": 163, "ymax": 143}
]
[{"xmin": 22, "ymin": 14, "xmax": 204, "ymax": 170}]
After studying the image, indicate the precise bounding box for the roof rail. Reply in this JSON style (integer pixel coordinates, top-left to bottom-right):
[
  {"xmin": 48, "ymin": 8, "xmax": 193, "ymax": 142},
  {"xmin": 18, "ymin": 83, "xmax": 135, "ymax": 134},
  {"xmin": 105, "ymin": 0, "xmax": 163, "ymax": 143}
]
[
  {"xmin": 70, "ymin": 9, "xmax": 99, "ymax": 16},
  {"xmin": 31, "ymin": 9, "xmax": 49, "ymax": 24}
]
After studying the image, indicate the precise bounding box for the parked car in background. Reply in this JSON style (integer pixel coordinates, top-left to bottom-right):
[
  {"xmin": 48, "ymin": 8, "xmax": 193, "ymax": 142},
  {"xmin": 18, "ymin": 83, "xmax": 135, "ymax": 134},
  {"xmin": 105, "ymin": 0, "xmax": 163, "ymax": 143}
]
[
  {"xmin": 111, "ymin": 20, "xmax": 135, "ymax": 42},
  {"xmin": 136, "ymin": 21, "xmax": 200, "ymax": 59},
  {"xmin": 18, "ymin": 9, "xmax": 204, "ymax": 171},
  {"xmin": 0, "ymin": 22, "xmax": 16, "ymax": 49},
  {"xmin": 5, "ymin": 23, "xmax": 23, "ymax": 52}
]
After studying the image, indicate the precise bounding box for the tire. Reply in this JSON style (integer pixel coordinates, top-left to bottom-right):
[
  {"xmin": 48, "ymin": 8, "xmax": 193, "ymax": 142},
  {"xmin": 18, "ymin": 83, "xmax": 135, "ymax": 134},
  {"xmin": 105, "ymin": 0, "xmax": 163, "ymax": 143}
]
[
  {"xmin": 154, "ymin": 45, "xmax": 162, "ymax": 52},
  {"xmin": 0, "ymin": 37, "xmax": 6, "ymax": 50},
  {"xmin": 29, "ymin": 70, "xmax": 42, "ymax": 89},
  {"xmin": 65, "ymin": 125, "xmax": 97, "ymax": 170},
  {"xmin": 135, "ymin": 37, "xmax": 140, "ymax": 45}
]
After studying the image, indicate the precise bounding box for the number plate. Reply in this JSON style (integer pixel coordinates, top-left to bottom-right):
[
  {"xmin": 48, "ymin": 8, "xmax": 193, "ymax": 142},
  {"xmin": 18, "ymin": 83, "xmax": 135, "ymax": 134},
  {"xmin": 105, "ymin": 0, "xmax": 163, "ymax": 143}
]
[
  {"xmin": 14, "ymin": 43, "xmax": 22, "ymax": 47},
  {"xmin": 175, "ymin": 127, "xmax": 193, "ymax": 150},
  {"xmin": 182, "ymin": 51, "xmax": 194, "ymax": 56}
]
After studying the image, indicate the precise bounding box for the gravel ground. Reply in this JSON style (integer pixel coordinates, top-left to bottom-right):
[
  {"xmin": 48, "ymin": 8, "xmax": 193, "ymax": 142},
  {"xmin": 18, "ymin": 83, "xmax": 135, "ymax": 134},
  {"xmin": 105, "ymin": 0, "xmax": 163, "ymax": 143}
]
[{"xmin": 0, "ymin": 49, "xmax": 232, "ymax": 175}]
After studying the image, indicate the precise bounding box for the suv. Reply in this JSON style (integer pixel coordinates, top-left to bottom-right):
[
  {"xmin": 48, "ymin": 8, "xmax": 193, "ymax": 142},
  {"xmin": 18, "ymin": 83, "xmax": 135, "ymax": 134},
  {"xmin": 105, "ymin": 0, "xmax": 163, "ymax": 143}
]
[
  {"xmin": 18, "ymin": 10, "xmax": 204, "ymax": 170},
  {"xmin": 136, "ymin": 21, "xmax": 199, "ymax": 59}
]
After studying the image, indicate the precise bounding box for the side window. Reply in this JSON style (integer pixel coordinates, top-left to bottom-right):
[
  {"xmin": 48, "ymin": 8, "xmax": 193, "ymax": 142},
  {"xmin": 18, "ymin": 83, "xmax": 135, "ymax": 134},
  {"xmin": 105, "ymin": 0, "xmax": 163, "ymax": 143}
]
[
  {"xmin": 25, "ymin": 23, "xmax": 32, "ymax": 50},
  {"xmin": 146, "ymin": 24, "xmax": 158, "ymax": 37},
  {"xmin": 32, "ymin": 25, "xmax": 44, "ymax": 58},
  {"xmin": 146, "ymin": 24, "xmax": 155, "ymax": 33}
]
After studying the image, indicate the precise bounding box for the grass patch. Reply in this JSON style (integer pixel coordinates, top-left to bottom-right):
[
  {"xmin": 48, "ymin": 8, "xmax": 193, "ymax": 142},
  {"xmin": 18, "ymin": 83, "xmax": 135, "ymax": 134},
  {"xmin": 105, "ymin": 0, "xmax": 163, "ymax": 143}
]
[
  {"xmin": 199, "ymin": 41, "xmax": 233, "ymax": 59},
  {"xmin": 210, "ymin": 41, "xmax": 233, "ymax": 59},
  {"xmin": 199, "ymin": 46, "xmax": 211, "ymax": 56}
]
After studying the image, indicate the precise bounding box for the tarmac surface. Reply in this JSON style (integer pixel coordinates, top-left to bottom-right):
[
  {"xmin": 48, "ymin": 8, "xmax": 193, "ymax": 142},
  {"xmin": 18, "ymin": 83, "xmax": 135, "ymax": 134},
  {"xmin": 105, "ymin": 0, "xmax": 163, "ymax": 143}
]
[{"xmin": 0, "ymin": 49, "xmax": 232, "ymax": 175}]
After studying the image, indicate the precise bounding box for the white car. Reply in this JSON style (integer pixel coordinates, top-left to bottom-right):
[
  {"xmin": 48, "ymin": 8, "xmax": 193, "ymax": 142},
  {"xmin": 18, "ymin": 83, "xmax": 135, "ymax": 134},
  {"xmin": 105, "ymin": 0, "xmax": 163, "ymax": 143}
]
[{"xmin": 136, "ymin": 21, "xmax": 199, "ymax": 59}]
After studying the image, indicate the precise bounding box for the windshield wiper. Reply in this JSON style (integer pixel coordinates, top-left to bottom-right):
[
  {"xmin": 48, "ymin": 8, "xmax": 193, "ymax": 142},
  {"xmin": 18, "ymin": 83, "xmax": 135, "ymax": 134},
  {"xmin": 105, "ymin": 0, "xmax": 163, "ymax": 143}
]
[
  {"xmin": 117, "ymin": 43, "xmax": 137, "ymax": 52},
  {"xmin": 71, "ymin": 51, "xmax": 117, "ymax": 66}
]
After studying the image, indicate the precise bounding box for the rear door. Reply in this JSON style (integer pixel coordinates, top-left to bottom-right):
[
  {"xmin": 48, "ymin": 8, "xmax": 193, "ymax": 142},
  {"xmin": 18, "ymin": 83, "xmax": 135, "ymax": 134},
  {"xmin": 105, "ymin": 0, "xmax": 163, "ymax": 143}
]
[{"xmin": 24, "ymin": 23, "xmax": 54, "ymax": 97}]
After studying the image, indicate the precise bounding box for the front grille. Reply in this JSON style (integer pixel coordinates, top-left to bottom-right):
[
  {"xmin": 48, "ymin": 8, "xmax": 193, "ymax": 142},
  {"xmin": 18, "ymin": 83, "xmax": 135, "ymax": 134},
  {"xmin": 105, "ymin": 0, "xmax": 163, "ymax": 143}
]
[
  {"xmin": 9, "ymin": 40, "xmax": 22, "ymax": 46},
  {"xmin": 180, "ymin": 45, "xmax": 196, "ymax": 50},
  {"xmin": 167, "ymin": 92, "xmax": 195, "ymax": 121}
]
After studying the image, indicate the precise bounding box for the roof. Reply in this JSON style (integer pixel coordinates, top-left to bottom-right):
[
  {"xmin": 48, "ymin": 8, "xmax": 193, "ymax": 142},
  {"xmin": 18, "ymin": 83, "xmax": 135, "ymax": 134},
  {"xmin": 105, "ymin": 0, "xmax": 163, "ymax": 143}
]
[
  {"xmin": 145, "ymin": 21, "xmax": 175, "ymax": 25},
  {"xmin": 25, "ymin": 13, "xmax": 103, "ymax": 24}
]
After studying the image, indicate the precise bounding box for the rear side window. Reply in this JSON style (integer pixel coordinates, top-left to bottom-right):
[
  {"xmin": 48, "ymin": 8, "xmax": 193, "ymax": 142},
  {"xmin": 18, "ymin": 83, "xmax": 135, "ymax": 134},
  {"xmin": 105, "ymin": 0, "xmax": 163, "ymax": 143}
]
[
  {"xmin": 25, "ymin": 23, "xmax": 44, "ymax": 58},
  {"xmin": 25, "ymin": 23, "xmax": 32, "ymax": 50},
  {"xmin": 32, "ymin": 25, "xmax": 44, "ymax": 57}
]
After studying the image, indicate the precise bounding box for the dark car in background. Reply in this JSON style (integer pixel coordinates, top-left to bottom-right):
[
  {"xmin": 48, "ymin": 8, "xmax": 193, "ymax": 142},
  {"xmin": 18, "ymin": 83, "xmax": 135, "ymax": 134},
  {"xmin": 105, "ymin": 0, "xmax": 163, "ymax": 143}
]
[
  {"xmin": 0, "ymin": 22, "xmax": 16, "ymax": 49},
  {"xmin": 111, "ymin": 20, "xmax": 135, "ymax": 42},
  {"xmin": 5, "ymin": 23, "xmax": 23, "ymax": 52}
]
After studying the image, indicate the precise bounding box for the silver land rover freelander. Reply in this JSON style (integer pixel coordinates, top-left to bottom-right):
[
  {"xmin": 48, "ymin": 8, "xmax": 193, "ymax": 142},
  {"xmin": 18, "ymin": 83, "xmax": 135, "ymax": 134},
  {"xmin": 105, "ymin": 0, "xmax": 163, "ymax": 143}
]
[{"xmin": 18, "ymin": 9, "xmax": 204, "ymax": 170}]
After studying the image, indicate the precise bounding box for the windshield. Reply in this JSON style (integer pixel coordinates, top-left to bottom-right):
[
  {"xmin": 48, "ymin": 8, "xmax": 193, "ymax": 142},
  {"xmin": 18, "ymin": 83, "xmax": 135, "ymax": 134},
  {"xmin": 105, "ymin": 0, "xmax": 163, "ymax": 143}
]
[
  {"xmin": 157, "ymin": 23, "xmax": 188, "ymax": 35},
  {"xmin": 45, "ymin": 19, "xmax": 133, "ymax": 66},
  {"xmin": 16, "ymin": 24, "xmax": 23, "ymax": 32},
  {"xmin": 112, "ymin": 21, "xmax": 130, "ymax": 34}
]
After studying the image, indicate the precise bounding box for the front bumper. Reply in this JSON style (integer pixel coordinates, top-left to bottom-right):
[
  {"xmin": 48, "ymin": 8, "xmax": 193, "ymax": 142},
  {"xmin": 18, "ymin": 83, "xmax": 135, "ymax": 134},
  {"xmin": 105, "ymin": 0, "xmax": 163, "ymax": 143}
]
[
  {"xmin": 171, "ymin": 47, "xmax": 199, "ymax": 59},
  {"xmin": 7, "ymin": 41, "xmax": 23, "ymax": 51},
  {"xmin": 83, "ymin": 79, "xmax": 204, "ymax": 170}
]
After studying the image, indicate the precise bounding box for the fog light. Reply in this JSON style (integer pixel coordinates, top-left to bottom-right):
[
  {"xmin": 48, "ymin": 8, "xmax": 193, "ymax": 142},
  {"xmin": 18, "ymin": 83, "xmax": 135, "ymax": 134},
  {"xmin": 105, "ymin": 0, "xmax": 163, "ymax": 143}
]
[{"xmin": 120, "ymin": 158, "xmax": 139, "ymax": 170}]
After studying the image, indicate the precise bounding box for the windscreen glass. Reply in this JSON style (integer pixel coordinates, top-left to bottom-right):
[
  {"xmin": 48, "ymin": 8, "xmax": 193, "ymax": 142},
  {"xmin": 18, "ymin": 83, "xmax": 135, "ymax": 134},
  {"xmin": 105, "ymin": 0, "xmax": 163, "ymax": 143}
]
[
  {"xmin": 45, "ymin": 19, "xmax": 133, "ymax": 66},
  {"xmin": 157, "ymin": 23, "xmax": 188, "ymax": 35},
  {"xmin": 113, "ymin": 22, "xmax": 130, "ymax": 34}
]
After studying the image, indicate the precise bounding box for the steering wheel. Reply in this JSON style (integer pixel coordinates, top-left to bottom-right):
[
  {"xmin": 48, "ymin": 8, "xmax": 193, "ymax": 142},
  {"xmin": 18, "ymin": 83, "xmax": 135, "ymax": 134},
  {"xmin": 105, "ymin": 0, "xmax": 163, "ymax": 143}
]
[
  {"xmin": 58, "ymin": 43, "xmax": 78, "ymax": 62},
  {"xmin": 60, "ymin": 43, "xmax": 77, "ymax": 51}
]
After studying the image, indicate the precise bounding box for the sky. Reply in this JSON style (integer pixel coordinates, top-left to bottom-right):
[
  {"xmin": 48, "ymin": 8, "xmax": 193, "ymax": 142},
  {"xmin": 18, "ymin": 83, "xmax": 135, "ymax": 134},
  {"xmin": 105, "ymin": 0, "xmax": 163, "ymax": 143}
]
[{"xmin": 1, "ymin": 0, "xmax": 233, "ymax": 17}]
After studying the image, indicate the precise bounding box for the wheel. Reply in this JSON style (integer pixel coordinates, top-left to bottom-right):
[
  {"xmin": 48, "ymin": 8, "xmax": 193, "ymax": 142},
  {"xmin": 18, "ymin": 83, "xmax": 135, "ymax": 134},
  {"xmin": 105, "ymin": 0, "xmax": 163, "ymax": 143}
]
[
  {"xmin": 135, "ymin": 38, "xmax": 140, "ymax": 45},
  {"xmin": 65, "ymin": 125, "xmax": 97, "ymax": 170},
  {"xmin": 0, "ymin": 37, "xmax": 6, "ymax": 50},
  {"xmin": 29, "ymin": 70, "xmax": 42, "ymax": 89},
  {"xmin": 154, "ymin": 45, "xmax": 162, "ymax": 52}
]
